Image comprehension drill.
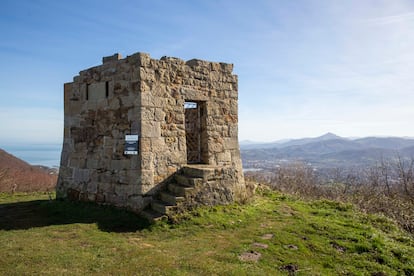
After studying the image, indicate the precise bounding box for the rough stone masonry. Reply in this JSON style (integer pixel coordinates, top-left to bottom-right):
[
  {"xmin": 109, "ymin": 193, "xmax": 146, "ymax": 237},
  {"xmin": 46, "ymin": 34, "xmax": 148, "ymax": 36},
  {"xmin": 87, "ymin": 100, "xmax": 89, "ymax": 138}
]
[{"xmin": 57, "ymin": 52, "xmax": 248, "ymax": 215}]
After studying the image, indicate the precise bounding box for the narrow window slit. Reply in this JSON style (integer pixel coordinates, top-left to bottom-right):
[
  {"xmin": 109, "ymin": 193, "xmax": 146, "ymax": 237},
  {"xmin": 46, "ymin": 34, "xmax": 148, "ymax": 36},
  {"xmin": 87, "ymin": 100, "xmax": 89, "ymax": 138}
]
[
  {"xmin": 105, "ymin": 81, "xmax": 109, "ymax": 98},
  {"xmin": 86, "ymin": 84, "xmax": 89, "ymax": 100}
]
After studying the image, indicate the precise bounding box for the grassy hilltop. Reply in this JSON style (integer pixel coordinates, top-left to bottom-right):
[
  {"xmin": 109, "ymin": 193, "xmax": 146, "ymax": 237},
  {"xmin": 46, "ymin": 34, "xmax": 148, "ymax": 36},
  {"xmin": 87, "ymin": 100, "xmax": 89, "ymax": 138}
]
[{"xmin": 0, "ymin": 189, "xmax": 413, "ymax": 275}]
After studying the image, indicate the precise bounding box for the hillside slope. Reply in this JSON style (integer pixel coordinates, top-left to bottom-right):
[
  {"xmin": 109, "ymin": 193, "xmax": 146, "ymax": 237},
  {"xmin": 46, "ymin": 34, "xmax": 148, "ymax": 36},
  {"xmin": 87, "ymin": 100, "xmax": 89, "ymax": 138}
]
[
  {"xmin": 0, "ymin": 149, "xmax": 57, "ymax": 192},
  {"xmin": 0, "ymin": 190, "xmax": 413, "ymax": 275}
]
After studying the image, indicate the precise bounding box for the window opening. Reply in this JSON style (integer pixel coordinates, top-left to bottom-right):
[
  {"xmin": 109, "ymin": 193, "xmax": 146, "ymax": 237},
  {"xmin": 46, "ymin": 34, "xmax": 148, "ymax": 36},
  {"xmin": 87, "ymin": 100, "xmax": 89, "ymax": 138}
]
[
  {"xmin": 86, "ymin": 84, "xmax": 89, "ymax": 100},
  {"xmin": 105, "ymin": 81, "xmax": 109, "ymax": 98},
  {"xmin": 184, "ymin": 101, "xmax": 208, "ymax": 164}
]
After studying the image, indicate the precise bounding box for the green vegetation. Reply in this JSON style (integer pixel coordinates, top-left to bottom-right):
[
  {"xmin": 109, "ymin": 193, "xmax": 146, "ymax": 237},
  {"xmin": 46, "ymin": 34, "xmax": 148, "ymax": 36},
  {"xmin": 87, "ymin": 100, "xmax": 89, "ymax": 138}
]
[{"xmin": 0, "ymin": 190, "xmax": 413, "ymax": 275}]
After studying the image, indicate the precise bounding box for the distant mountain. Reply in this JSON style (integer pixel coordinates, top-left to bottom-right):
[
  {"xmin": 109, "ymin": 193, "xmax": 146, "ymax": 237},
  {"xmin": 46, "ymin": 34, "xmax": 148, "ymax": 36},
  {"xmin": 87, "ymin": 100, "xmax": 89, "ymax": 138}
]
[
  {"xmin": 0, "ymin": 149, "xmax": 57, "ymax": 192},
  {"xmin": 281, "ymin": 138, "xmax": 363, "ymax": 156},
  {"xmin": 241, "ymin": 134, "xmax": 414, "ymax": 169},
  {"xmin": 353, "ymin": 137, "xmax": 414, "ymax": 150},
  {"xmin": 240, "ymin": 133, "xmax": 344, "ymax": 150},
  {"xmin": 239, "ymin": 140, "xmax": 259, "ymax": 145},
  {"xmin": 278, "ymin": 132, "xmax": 345, "ymax": 148},
  {"xmin": 240, "ymin": 139, "xmax": 292, "ymax": 150}
]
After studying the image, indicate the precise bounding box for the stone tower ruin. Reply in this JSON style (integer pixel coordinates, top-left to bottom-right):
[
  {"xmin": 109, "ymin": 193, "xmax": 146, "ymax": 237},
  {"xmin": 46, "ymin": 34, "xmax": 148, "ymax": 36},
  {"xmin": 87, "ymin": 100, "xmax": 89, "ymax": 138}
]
[{"xmin": 57, "ymin": 52, "xmax": 247, "ymax": 219}]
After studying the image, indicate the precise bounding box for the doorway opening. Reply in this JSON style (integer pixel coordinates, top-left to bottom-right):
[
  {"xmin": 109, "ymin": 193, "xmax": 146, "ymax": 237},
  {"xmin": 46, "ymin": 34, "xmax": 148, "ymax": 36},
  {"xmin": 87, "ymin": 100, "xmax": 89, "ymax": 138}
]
[{"xmin": 184, "ymin": 101, "xmax": 208, "ymax": 164}]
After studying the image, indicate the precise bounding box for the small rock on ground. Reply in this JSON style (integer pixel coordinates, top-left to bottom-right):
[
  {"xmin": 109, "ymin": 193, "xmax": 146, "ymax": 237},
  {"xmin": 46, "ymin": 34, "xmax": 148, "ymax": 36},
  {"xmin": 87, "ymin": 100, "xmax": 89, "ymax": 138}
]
[
  {"xmin": 261, "ymin": 233, "xmax": 274, "ymax": 240},
  {"xmin": 280, "ymin": 264, "xmax": 299, "ymax": 275},
  {"xmin": 239, "ymin": 251, "xmax": 262, "ymax": 262},
  {"xmin": 331, "ymin": 242, "xmax": 346, "ymax": 253},
  {"xmin": 252, "ymin": 242, "xmax": 269, "ymax": 249},
  {"xmin": 284, "ymin": 244, "xmax": 298, "ymax": 250}
]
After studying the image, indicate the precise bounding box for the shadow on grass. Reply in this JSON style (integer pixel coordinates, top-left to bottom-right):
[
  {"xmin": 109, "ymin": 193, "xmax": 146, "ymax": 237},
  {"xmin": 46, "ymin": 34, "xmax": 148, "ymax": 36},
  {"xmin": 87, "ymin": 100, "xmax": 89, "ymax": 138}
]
[{"xmin": 0, "ymin": 199, "xmax": 151, "ymax": 232}]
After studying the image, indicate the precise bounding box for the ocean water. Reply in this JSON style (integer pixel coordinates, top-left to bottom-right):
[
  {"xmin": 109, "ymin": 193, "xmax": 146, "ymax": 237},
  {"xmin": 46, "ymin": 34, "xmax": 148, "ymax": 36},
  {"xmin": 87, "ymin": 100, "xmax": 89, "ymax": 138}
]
[{"xmin": 2, "ymin": 144, "xmax": 62, "ymax": 167}]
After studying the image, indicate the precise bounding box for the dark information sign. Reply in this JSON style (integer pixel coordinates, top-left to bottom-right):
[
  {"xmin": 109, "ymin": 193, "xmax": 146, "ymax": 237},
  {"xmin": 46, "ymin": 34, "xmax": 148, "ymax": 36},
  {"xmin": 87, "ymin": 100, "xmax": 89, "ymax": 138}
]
[{"xmin": 124, "ymin": 135, "xmax": 138, "ymax": 155}]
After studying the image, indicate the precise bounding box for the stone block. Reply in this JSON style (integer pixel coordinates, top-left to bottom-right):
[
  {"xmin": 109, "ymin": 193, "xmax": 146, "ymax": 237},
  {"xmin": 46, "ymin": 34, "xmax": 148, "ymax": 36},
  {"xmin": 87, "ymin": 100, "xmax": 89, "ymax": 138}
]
[
  {"xmin": 140, "ymin": 184, "xmax": 154, "ymax": 195},
  {"xmin": 141, "ymin": 121, "xmax": 161, "ymax": 138},
  {"xmin": 151, "ymin": 138, "xmax": 165, "ymax": 153},
  {"xmin": 117, "ymin": 170, "xmax": 129, "ymax": 184},
  {"xmin": 127, "ymin": 107, "xmax": 139, "ymax": 121},
  {"xmin": 141, "ymin": 152, "xmax": 153, "ymax": 170},
  {"xmin": 107, "ymin": 193, "xmax": 127, "ymax": 207},
  {"xmin": 130, "ymin": 155, "xmax": 139, "ymax": 169},
  {"xmin": 115, "ymin": 183, "xmax": 133, "ymax": 196},
  {"xmin": 127, "ymin": 195, "xmax": 145, "ymax": 211},
  {"xmin": 219, "ymin": 62, "xmax": 233, "ymax": 73},
  {"xmin": 113, "ymin": 80, "xmax": 130, "ymax": 95},
  {"xmin": 120, "ymin": 95, "xmax": 135, "ymax": 107},
  {"xmin": 96, "ymin": 99, "xmax": 109, "ymax": 110},
  {"xmin": 95, "ymin": 193, "xmax": 105, "ymax": 203},
  {"xmin": 86, "ymin": 100, "xmax": 98, "ymax": 110},
  {"xmin": 209, "ymin": 142, "xmax": 224, "ymax": 153},
  {"xmin": 103, "ymin": 53, "xmax": 122, "ymax": 64},
  {"xmin": 86, "ymin": 159, "xmax": 99, "ymax": 169},
  {"xmin": 217, "ymin": 151, "xmax": 232, "ymax": 163},
  {"xmin": 96, "ymin": 156, "xmax": 111, "ymax": 170},
  {"xmin": 127, "ymin": 169, "xmax": 140, "ymax": 178},
  {"xmin": 154, "ymin": 108, "xmax": 165, "ymax": 122},
  {"xmin": 103, "ymin": 136, "xmax": 113, "ymax": 148},
  {"xmin": 73, "ymin": 168, "xmax": 90, "ymax": 182},
  {"xmin": 108, "ymin": 98, "xmax": 120, "ymax": 109},
  {"xmin": 165, "ymin": 137, "xmax": 177, "ymax": 145},
  {"xmin": 87, "ymin": 181, "xmax": 98, "ymax": 194},
  {"xmin": 111, "ymin": 159, "xmax": 130, "ymax": 171},
  {"xmin": 168, "ymin": 151, "xmax": 186, "ymax": 164},
  {"xmin": 229, "ymin": 125, "xmax": 238, "ymax": 137},
  {"xmin": 141, "ymin": 170, "xmax": 154, "ymax": 187},
  {"xmin": 141, "ymin": 93, "xmax": 164, "ymax": 107},
  {"xmin": 140, "ymin": 137, "xmax": 151, "ymax": 152},
  {"xmin": 141, "ymin": 108, "xmax": 154, "ymax": 121},
  {"xmin": 66, "ymin": 101, "xmax": 83, "ymax": 117},
  {"xmin": 98, "ymin": 182, "xmax": 113, "ymax": 193},
  {"xmin": 178, "ymin": 137, "xmax": 186, "ymax": 151},
  {"xmin": 137, "ymin": 52, "xmax": 151, "ymax": 67},
  {"xmin": 224, "ymin": 138, "xmax": 239, "ymax": 150},
  {"xmin": 140, "ymin": 81, "xmax": 150, "ymax": 92}
]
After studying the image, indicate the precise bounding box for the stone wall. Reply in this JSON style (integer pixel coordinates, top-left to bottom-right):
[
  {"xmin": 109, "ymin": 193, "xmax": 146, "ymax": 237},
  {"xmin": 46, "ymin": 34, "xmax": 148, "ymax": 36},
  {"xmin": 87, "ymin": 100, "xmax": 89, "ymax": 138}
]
[{"xmin": 57, "ymin": 52, "xmax": 246, "ymax": 213}]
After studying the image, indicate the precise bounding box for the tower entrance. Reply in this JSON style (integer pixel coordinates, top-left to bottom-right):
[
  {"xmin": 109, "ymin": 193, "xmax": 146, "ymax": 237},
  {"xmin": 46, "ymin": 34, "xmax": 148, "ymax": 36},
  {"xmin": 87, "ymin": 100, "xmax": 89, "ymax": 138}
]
[{"xmin": 184, "ymin": 101, "xmax": 207, "ymax": 164}]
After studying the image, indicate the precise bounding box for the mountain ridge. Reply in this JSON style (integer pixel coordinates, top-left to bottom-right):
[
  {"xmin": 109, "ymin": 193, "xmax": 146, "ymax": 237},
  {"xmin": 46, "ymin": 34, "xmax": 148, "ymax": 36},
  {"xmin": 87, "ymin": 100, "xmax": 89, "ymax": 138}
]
[{"xmin": 241, "ymin": 133, "xmax": 414, "ymax": 169}]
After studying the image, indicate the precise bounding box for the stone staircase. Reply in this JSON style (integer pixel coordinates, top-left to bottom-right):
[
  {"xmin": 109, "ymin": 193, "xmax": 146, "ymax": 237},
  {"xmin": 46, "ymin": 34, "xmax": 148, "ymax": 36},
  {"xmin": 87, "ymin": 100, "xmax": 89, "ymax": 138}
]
[{"xmin": 140, "ymin": 165, "xmax": 215, "ymax": 222}]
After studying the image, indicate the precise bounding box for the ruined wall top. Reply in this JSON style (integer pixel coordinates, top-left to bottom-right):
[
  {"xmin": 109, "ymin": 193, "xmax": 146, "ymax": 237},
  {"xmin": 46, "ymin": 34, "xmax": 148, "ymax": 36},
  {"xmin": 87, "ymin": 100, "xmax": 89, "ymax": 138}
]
[
  {"xmin": 102, "ymin": 53, "xmax": 122, "ymax": 64},
  {"xmin": 74, "ymin": 52, "xmax": 234, "ymax": 80}
]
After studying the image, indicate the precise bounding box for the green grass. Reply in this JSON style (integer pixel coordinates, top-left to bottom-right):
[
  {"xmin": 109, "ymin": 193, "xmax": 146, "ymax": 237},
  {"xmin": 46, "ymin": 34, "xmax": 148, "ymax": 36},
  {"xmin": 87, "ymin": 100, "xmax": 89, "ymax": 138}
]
[{"xmin": 0, "ymin": 190, "xmax": 413, "ymax": 275}]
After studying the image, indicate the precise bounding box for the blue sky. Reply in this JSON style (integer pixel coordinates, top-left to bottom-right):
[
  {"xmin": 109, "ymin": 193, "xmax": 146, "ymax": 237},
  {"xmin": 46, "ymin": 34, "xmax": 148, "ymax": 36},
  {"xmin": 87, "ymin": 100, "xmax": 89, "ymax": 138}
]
[{"xmin": 1, "ymin": 0, "xmax": 414, "ymax": 156}]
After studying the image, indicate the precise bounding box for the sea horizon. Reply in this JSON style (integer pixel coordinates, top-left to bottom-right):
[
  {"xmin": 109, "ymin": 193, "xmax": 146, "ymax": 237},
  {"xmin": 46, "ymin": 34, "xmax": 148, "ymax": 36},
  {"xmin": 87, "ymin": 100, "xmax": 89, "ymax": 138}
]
[{"xmin": 1, "ymin": 144, "xmax": 62, "ymax": 168}]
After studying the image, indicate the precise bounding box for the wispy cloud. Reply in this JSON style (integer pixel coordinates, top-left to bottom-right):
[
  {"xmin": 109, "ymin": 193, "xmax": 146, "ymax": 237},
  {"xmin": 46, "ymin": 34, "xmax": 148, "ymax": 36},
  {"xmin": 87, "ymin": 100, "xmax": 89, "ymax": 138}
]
[{"xmin": 362, "ymin": 12, "xmax": 414, "ymax": 25}]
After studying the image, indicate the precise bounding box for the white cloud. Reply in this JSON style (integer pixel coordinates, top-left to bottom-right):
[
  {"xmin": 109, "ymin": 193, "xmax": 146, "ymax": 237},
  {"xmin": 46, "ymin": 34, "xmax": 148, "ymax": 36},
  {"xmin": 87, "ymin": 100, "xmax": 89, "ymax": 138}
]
[{"xmin": 362, "ymin": 12, "xmax": 414, "ymax": 25}]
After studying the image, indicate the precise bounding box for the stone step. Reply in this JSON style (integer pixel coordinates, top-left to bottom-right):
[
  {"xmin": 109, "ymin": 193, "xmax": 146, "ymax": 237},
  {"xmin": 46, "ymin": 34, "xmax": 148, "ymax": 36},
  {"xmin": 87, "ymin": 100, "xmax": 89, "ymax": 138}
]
[
  {"xmin": 151, "ymin": 200, "xmax": 176, "ymax": 215},
  {"xmin": 160, "ymin": 191, "xmax": 185, "ymax": 205},
  {"xmin": 140, "ymin": 208, "xmax": 167, "ymax": 223},
  {"xmin": 174, "ymin": 174, "xmax": 202, "ymax": 186},
  {"xmin": 168, "ymin": 182, "xmax": 194, "ymax": 197},
  {"xmin": 182, "ymin": 166, "xmax": 216, "ymax": 180}
]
